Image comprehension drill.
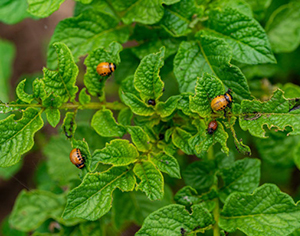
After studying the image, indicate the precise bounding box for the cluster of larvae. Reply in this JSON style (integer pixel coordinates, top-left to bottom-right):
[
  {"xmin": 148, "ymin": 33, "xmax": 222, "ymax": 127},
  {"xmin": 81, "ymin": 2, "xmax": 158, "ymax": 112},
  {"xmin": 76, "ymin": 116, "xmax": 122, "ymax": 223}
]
[{"xmin": 69, "ymin": 63, "xmax": 233, "ymax": 168}]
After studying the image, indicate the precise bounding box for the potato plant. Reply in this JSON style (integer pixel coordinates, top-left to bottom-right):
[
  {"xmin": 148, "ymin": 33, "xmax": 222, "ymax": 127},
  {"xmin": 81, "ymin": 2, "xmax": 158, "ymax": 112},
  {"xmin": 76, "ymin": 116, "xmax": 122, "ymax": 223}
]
[{"xmin": 1, "ymin": 0, "xmax": 300, "ymax": 235}]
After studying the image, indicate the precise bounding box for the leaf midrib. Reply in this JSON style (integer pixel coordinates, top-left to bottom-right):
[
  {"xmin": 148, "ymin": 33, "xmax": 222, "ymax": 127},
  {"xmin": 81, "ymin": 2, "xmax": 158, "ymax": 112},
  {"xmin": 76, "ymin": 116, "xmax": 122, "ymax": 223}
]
[
  {"xmin": 204, "ymin": 28, "xmax": 271, "ymax": 58},
  {"xmin": 1, "ymin": 109, "xmax": 42, "ymax": 146},
  {"xmin": 221, "ymin": 209, "xmax": 300, "ymax": 220},
  {"xmin": 68, "ymin": 168, "xmax": 130, "ymax": 213}
]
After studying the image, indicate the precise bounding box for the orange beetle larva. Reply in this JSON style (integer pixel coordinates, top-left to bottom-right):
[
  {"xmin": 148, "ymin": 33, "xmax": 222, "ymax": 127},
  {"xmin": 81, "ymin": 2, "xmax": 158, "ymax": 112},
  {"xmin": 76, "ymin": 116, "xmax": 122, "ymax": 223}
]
[
  {"xmin": 96, "ymin": 62, "xmax": 116, "ymax": 76},
  {"xmin": 211, "ymin": 89, "xmax": 233, "ymax": 111},
  {"xmin": 69, "ymin": 148, "xmax": 85, "ymax": 169}
]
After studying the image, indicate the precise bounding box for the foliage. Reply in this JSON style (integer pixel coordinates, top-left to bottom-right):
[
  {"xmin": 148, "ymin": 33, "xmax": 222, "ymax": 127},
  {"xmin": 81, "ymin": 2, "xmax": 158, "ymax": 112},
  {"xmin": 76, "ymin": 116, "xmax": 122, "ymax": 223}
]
[{"xmin": 1, "ymin": 0, "xmax": 300, "ymax": 236}]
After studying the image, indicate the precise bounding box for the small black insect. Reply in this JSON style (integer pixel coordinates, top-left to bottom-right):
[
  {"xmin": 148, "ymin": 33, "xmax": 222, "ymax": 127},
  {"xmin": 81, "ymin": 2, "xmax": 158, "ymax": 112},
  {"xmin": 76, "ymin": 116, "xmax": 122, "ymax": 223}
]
[
  {"xmin": 148, "ymin": 99, "xmax": 156, "ymax": 106},
  {"xmin": 180, "ymin": 227, "xmax": 186, "ymax": 236}
]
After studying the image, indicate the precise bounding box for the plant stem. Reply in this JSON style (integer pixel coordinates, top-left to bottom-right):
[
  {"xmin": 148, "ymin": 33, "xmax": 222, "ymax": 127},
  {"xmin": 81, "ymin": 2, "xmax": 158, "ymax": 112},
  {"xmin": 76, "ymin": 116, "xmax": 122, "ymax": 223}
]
[
  {"xmin": 207, "ymin": 146, "xmax": 214, "ymax": 161},
  {"xmin": 1, "ymin": 101, "xmax": 126, "ymax": 111},
  {"xmin": 208, "ymin": 146, "xmax": 220, "ymax": 236},
  {"xmin": 61, "ymin": 101, "xmax": 126, "ymax": 110},
  {"xmin": 212, "ymin": 195, "xmax": 220, "ymax": 236}
]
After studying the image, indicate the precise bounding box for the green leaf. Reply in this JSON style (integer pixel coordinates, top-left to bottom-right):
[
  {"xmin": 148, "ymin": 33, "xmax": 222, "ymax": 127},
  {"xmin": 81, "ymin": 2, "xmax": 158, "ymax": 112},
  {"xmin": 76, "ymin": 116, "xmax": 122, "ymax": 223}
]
[
  {"xmin": 255, "ymin": 129, "xmax": 297, "ymax": 167},
  {"xmin": 220, "ymin": 184, "xmax": 300, "ymax": 236},
  {"xmin": 156, "ymin": 95, "xmax": 181, "ymax": 118},
  {"xmin": 91, "ymin": 139, "xmax": 139, "ymax": 170},
  {"xmin": 219, "ymin": 158, "xmax": 261, "ymax": 203},
  {"xmin": 43, "ymin": 135, "xmax": 80, "ymax": 187},
  {"xmin": 177, "ymin": 93, "xmax": 194, "ymax": 116},
  {"xmin": 75, "ymin": 0, "xmax": 92, "ymax": 3},
  {"xmin": 62, "ymin": 112, "xmax": 76, "ymax": 139},
  {"xmin": 266, "ymin": 2, "xmax": 300, "ymax": 53},
  {"xmin": 75, "ymin": 123, "xmax": 110, "ymax": 153},
  {"xmin": 42, "ymin": 94, "xmax": 62, "ymax": 128},
  {"xmin": 117, "ymin": 108, "xmax": 132, "ymax": 126},
  {"xmin": 174, "ymin": 186, "xmax": 200, "ymax": 206},
  {"xmin": 289, "ymin": 229, "xmax": 300, "ymax": 236},
  {"xmin": 134, "ymin": 161, "xmax": 164, "ymax": 201},
  {"xmin": 162, "ymin": 0, "xmax": 180, "ymax": 4},
  {"xmin": 120, "ymin": 75, "xmax": 139, "ymax": 97},
  {"xmin": 16, "ymin": 79, "xmax": 46, "ymax": 103},
  {"xmin": 143, "ymin": 125, "xmax": 159, "ymax": 142},
  {"xmin": 131, "ymin": 25, "xmax": 181, "ymax": 60},
  {"xmin": 215, "ymin": 151, "xmax": 235, "ymax": 169},
  {"xmin": 189, "ymin": 73, "xmax": 224, "ymax": 117},
  {"xmin": 0, "ymin": 40, "xmax": 15, "ymax": 102},
  {"xmin": 183, "ymin": 160, "xmax": 216, "ymax": 190},
  {"xmin": 32, "ymin": 161, "xmax": 58, "ymax": 192},
  {"xmin": 120, "ymin": 0, "xmax": 164, "ymax": 25},
  {"xmin": 281, "ymin": 83, "xmax": 300, "ymax": 99},
  {"xmin": 245, "ymin": 0, "xmax": 271, "ymax": 14},
  {"xmin": 47, "ymin": 10, "xmax": 129, "ymax": 68},
  {"xmin": 0, "ymin": 108, "xmax": 43, "ymax": 167},
  {"xmin": 198, "ymin": 35, "xmax": 251, "ymax": 100},
  {"xmin": 42, "ymin": 93, "xmax": 62, "ymax": 109},
  {"xmin": 212, "ymin": 0, "xmax": 253, "ymax": 17},
  {"xmin": 79, "ymin": 221, "xmax": 103, "ymax": 236},
  {"xmin": 174, "ymin": 41, "xmax": 205, "ymax": 93},
  {"xmin": 32, "ymin": 232, "xmax": 61, "ymax": 236},
  {"xmin": 91, "ymin": 109, "xmax": 126, "ymax": 137},
  {"xmin": 84, "ymin": 42, "xmax": 122, "ymax": 97},
  {"xmin": 27, "ymin": 0, "xmax": 65, "ymax": 17},
  {"xmin": 160, "ymin": 0, "xmax": 200, "ymax": 37},
  {"xmin": 1, "ymin": 216, "xmax": 26, "ymax": 236},
  {"xmin": 294, "ymin": 142, "xmax": 300, "ymax": 171},
  {"xmin": 9, "ymin": 190, "xmax": 72, "ymax": 231},
  {"xmin": 226, "ymin": 116, "xmax": 251, "ymax": 156},
  {"xmin": 134, "ymin": 47, "xmax": 165, "ymax": 102},
  {"xmin": 174, "ymin": 186, "xmax": 218, "ymax": 206},
  {"xmin": 172, "ymin": 127, "xmax": 193, "ymax": 155},
  {"xmin": 134, "ymin": 116, "xmax": 160, "ymax": 128},
  {"xmin": 193, "ymin": 120, "xmax": 229, "ymax": 155},
  {"xmin": 63, "ymin": 167, "xmax": 136, "ymax": 221},
  {"xmin": 127, "ymin": 126, "xmax": 152, "ymax": 152},
  {"xmin": 136, "ymin": 204, "xmax": 214, "ymax": 235},
  {"xmin": 114, "ymin": 49, "xmax": 139, "ymax": 83},
  {"xmin": 110, "ymin": 0, "xmax": 136, "ymax": 11},
  {"xmin": 45, "ymin": 108, "xmax": 60, "ymax": 128},
  {"xmin": 112, "ymin": 186, "xmax": 173, "ymax": 228},
  {"xmin": 0, "ymin": 161, "xmax": 22, "ymax": 180},
  {"xmin": 79, "ymin": 88, "xmax": 91, "ymax": 105},
  {"xmin": 174, "ymin": 38, "xmax": 251, "ymax": 100},
  {"xmin": 150, "ymin": 152, "xmax": 181, "ymax": 179},
  {"xmin": 0, "ymin": 0, "xmax": 29, "ymax": 24},
  {"xmin": 120, "ymin": 92, "xmax": 155, "ymax": 116},
  {"xmin": 74, "ymin": 0, "xmax": 115, "ymax": 17},
  {"xmin": 44, "ymin": 43, "xmax": 78, "ymax": 102},
  {"xmin": 239, "ymin": 89, "xmax": 300, "ymax": 138},
  {"xmin": 204, "ymin": 7, "xmax": 275, "ymax": 64}
]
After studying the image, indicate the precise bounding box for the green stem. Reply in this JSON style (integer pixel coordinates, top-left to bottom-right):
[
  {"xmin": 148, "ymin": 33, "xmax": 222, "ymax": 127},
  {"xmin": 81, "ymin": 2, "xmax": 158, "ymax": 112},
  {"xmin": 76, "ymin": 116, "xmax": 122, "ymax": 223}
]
[
  {"xmin": 212, "ymin": 196, "xmax": 220, "ymax": 236},
  {"xmin": 207, "ymin": 146, "xmax": 220, "ymax": 236},
  {"xmin": 207, "ymin": 146, "xmax": 214, "ymax": 161},
  {"xmin": 1, "ymin": 101, "xmax": 126, "ymax": 110}
]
